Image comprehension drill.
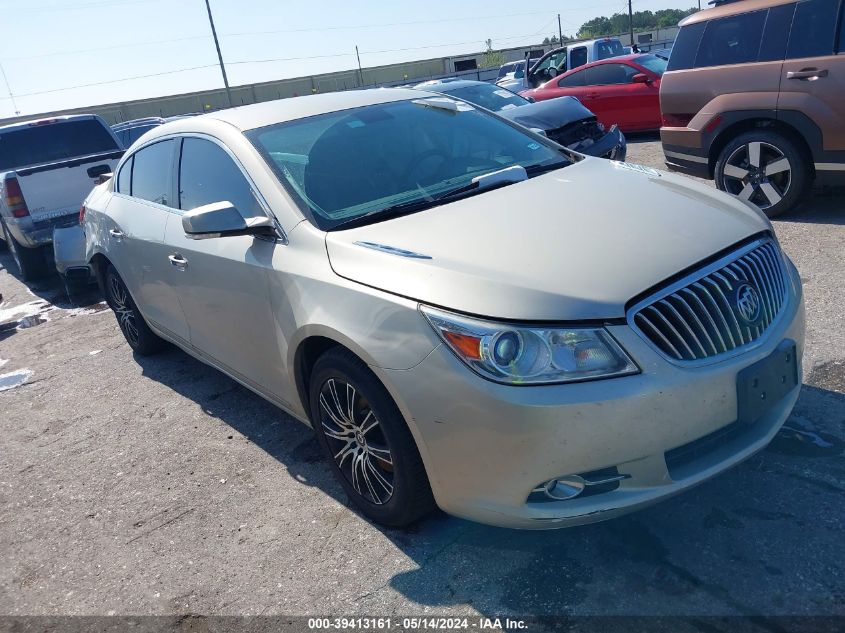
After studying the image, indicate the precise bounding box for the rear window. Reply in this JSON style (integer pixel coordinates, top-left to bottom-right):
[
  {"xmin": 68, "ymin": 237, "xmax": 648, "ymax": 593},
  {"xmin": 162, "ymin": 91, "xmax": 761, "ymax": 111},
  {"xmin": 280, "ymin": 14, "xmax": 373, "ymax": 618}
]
[
  {"xmin": 694, "ymin": 10, "xmax": 767, "ymax": 68},
  {"xmin": 759, "ymin": 4, "xmax": 796, "ymax": 62},
  {"xmin": 595, "ymin": 40, "xmax": 625, "ymax": 60},
  {"xmin": 666, "ymin": 22, "xmax": 706, "ymax": 71},
  {"xmin": 787, "ymin": 0, "xmax": 840, "ymax": 58},
  {"xmin": 0, "ymin": 119, "xmax": 118, "ymax": 171}
]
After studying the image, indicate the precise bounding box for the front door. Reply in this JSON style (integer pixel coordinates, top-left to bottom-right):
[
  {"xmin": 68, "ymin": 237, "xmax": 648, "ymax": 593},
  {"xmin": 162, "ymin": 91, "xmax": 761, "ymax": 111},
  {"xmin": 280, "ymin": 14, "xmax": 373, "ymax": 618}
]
[{"xmin": 166, "ymin": 136, "xmax": 283, "ymax": 395}]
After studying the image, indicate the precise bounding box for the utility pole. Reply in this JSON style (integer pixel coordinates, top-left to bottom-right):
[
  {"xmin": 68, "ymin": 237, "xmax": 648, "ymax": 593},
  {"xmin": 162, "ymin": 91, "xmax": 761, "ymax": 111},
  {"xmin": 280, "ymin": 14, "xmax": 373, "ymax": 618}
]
[
  {"xmin": 203, "ymin": 0, "xmax": 233, "ymax": 108},
  {"xmin": 557, "ymin": 14, "xmax": 563, "ymax": 44},
  {"xmin": 628, "ymin": 0, "xmax": 635, "ymax": 48},
  {"xmin": 0, "ymin": 61, "xmax": 20, "ymax": 116},
  {"xmin": 355, "ymin": 46, "xmax": 364, "ymax": 87}
]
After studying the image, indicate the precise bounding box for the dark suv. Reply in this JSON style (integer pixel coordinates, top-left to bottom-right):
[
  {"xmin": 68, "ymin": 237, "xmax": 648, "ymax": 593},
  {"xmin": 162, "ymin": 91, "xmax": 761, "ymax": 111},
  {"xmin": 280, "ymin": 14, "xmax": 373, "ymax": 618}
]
[{"xmin": 660, "ymin": 0, "xmax": 845, "ymax": 216}]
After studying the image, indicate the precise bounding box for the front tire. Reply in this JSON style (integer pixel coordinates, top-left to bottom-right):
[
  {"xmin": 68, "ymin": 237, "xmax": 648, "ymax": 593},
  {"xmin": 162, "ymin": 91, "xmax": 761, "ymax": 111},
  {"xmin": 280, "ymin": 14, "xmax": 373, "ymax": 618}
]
[
  {"xmin": 309, "ymin": 348, "xmax": 435, "ymax": 527},
  {"xmin": 2, "ymin": 220, "xmax": 49, "ymax": 280},
  {"xmin": 104, "ymin": 265, "xmax": 168, "ymax": 355},
  {"xmin": 714, "ymin": 130, "xmax": 809, "ymax": 218}
]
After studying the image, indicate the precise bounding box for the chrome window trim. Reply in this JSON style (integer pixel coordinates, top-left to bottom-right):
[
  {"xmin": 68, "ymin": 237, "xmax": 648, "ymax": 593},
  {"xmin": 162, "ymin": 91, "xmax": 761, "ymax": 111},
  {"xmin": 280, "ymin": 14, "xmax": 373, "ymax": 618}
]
[{"xmin": 626, "ymin": 237, "xmax": 791, "ymax": 368}]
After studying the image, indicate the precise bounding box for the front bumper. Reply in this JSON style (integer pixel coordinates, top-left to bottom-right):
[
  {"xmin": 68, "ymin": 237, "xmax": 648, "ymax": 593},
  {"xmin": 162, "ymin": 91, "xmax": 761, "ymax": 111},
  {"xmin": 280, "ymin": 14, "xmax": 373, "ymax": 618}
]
[
  {"xmin": 378, "ymin": 259, "xmax": 805, "ymax": 529},
  {"xmin": 569, "ymin": 125, "xmax": 626, "ymax": 161}
]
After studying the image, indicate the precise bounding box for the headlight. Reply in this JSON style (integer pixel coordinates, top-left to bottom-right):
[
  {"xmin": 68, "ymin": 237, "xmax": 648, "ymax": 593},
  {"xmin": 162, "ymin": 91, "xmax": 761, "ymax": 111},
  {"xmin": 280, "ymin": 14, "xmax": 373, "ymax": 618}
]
[{"xmin": 420, "ymin": 306, "xmax": 639, "ymax": 385}]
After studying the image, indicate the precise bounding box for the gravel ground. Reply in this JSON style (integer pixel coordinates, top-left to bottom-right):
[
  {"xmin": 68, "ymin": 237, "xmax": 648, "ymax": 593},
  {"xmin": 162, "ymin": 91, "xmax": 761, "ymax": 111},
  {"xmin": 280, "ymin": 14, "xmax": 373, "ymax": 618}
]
[{"xmin": 1, "ymin": 138, "xmax": 843, "ymax": 623}]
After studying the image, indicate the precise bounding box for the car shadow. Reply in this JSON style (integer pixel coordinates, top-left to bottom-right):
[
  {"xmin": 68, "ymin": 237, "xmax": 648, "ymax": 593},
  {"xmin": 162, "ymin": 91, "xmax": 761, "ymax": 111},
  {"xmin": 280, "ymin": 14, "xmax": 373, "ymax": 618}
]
[{"xmin": 133, "ymin": 342, "xmax": 845, "ymax": 619}]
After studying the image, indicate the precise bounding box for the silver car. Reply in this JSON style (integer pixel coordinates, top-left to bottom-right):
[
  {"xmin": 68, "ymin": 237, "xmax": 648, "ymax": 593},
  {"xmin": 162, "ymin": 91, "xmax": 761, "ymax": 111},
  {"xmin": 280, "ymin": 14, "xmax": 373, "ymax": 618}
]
[{"xmin": 83, "ymin": 89, "xmax": 805, "ymax": 529}]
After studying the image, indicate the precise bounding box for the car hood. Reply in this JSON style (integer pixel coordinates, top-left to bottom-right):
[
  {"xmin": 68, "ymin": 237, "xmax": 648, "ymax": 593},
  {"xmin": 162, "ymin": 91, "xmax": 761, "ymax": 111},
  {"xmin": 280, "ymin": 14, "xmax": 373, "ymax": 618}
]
[
  {"xmin": 325, "ymin": 159, "xmax": 771, "ymax": 320},
  {"xmin": 497, "ymin": 96, "xmax": 594, "ymax": 131}
]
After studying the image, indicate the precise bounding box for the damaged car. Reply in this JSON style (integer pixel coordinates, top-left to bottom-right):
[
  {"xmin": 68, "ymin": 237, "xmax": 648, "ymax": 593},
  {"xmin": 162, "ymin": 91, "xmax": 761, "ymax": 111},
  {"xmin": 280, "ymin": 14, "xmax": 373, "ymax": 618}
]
[{"xmin": 417, "ymin": 80, "xmax": 625, "ymax": 160}]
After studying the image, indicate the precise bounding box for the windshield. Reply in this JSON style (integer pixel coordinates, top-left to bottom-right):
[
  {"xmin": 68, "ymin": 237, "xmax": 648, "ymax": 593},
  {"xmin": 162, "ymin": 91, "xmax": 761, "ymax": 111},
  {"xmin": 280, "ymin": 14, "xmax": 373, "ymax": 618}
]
[
  {"xmin": 0, "ymin": 119, "xmax": 119, "ymax": 171},
  {"xmin": 634, "ymin": 54, "xmax": 668, "ymax": 76},
  {"xmin": 439, "ymin": 84, "xmax": 528, "ymax": 112},
  {"xmin": 249, "ymin": 98, "xmax": 568, "ymax": 230}
]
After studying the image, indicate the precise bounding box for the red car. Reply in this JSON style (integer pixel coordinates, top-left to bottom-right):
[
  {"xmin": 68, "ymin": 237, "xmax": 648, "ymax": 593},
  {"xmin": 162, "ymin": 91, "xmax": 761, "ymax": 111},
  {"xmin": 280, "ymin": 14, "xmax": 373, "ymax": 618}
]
[{"xmin": 521, "ymin": 54, "xmax": 667, "ymax": 133}]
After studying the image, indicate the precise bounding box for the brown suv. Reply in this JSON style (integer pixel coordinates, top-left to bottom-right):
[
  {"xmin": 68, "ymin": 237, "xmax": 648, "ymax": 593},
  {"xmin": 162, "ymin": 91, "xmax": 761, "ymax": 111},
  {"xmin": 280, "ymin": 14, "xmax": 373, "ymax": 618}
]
[{"xmin": 660, "ymin": 0, "xmax": 845, "ymax": 216}]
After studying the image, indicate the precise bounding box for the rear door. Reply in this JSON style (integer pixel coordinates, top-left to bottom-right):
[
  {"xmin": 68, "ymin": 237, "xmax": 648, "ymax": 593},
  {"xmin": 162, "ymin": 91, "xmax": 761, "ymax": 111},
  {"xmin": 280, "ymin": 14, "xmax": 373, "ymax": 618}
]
[
  {"xmin": 661, "ymin": 7, "xmax": 785, "ymax": 126},
  {"xmin": 106, "ymin": 138, "xmax": 190, "ymax": 343},
  {"xmin": 778, "ymin": 0, "xmax": 845, "ymax": 156},
  {"xmin": 165, "ymin": 136, "xmax": 282, "ymax": 394}
]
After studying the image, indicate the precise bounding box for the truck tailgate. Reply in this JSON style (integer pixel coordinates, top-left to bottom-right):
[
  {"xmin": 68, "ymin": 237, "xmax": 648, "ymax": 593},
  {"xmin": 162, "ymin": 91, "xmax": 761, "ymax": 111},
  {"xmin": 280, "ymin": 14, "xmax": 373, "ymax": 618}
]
[{"xmin": 17, "ymin": 151, "xmax": 122, "ymax": 221}]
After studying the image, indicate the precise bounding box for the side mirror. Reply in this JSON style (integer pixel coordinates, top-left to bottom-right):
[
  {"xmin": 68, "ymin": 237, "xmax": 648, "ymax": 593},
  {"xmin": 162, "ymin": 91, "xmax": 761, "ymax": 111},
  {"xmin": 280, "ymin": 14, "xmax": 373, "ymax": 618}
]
[
  {"xmin": 632, "ymin": 73, "xmax": 651, "ymax": 84},
  {"xmin": 547, "ymin": 67, "xmax": 558, "ymax": 78},
  {"xmin": 182, "ymin": 201, "xmax": 276, "ymax": 240},
  {"xmin": 96, "ymin": 173, "xmax": 113, "ymax": 185},
  {"xmin": 525, "ymin": 96, "xmax": 536, "ymax": 103}
]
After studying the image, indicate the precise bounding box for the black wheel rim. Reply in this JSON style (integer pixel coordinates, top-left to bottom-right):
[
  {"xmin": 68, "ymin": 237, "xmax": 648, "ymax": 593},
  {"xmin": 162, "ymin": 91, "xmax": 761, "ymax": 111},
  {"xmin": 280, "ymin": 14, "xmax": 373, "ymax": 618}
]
[
  {"xmin": 108, "ymin": 275, "xmax": 140, "ymax": 347},
  {"xmin": 318, "ymin": 377, "xmax": 394, "ymax": 505},
  {"xmin": 721, "ymin": 141, "xmax": 791, "ymax": 210}
]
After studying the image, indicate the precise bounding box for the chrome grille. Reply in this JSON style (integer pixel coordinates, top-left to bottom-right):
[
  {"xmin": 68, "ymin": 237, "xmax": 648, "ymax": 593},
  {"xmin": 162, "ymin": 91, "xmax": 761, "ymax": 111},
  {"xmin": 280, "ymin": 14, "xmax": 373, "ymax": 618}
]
[{"xmin": 630, "ymin": 240, "xmax": 788, "ymax": 362}]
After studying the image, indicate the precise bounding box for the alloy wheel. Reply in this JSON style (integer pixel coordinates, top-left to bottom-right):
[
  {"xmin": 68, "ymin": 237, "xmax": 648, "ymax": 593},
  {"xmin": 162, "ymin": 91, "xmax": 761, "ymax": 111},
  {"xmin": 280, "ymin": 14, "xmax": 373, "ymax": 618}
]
[
  {"xmin": 318, "ymin": 377, "xmax": 395, "ymax": 505},
  {"xmin": 108, "ymin": 275, "xmax": 140, "ymax": 347},
  {"xmin": 721, "ymin": 141, "xmax": 791, "ymax": 210}
]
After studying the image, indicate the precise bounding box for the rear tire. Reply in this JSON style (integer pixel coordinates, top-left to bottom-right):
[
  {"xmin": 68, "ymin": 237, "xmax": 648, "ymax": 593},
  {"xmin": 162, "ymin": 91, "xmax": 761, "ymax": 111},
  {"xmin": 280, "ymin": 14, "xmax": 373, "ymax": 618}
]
[
  {"xmin": 104, "ymin": 265, "xmax": 168, "ymax": 355},
  {"xmin": 1, "ymin": 220, "xmax": 49, "ymax": 280},
  {"xmin": 309, "ymin": 347, "xmax": 435, "ymax": 527},
  {"xmin": 714, "ymin": 130, "xmax": 809, "ymax": 218}
]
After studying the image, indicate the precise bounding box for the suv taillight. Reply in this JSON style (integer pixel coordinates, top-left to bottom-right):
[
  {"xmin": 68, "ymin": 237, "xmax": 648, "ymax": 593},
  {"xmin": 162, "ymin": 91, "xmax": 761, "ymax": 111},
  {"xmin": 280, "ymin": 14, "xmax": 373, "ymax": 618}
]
[
  {"xmin": 661, "ymin": 113, "xmax": 694, "ymax": 128},
  {"xmin": 79, "ymin": 204, "xmax": 86, "ymax": 225},
  {"xmin": 3, "ymin": 176, "xmax": 30, "ymax": 218}
]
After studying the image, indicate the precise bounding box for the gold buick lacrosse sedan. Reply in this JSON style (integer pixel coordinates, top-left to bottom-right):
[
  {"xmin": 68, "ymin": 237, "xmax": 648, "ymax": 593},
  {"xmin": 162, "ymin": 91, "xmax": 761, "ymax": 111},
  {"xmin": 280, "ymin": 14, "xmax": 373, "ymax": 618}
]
[{"xmin": 82, "ymin": 89, "xmax": 804, "ymax": 528}]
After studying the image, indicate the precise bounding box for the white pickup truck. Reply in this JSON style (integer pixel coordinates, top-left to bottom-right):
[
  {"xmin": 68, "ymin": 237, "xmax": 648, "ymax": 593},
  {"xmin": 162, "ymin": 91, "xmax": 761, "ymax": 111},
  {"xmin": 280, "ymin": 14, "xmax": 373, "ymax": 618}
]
[
  {"xmin": 496, "ymin": 37, "xmax": 626, "ymax": 93},
  {"xmin": 0, "ymin": 114, "xmax": 122, "ymax": 279}
]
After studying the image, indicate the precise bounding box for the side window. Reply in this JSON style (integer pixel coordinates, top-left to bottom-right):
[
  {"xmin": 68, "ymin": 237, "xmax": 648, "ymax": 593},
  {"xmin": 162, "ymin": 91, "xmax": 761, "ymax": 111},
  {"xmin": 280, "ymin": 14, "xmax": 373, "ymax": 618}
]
[
  {"xmin": 667, "ymin": 22, "xmax": 706, "ymax": 71},
  {"xmin": 695, "ymin": 10, "xmax": 767, "ymax": 68},
  {"xmin": 116, "ymin": 156, "xmax": 132, "ymax": 194},
  {"xmin": 759, "ymin": 4, "xmax": 796, "ymax": 62},
  {"xmin": 570, "ymin": 46, "xmax": 588, "ymax": 68},
  {"xmin": 585, "ymin": 63, "xmax": 638, "ymax": 85},
  {"xmin": 840, "ymin": 4, "xmax": 845, "ymax": 53},
  {"xmin": 787, "ymin": 0, "xmax": 840, "ymax": 59},
  {"xmin": 178, "ymin": 138, "xmax": 264, "ymax": 219},
  {"xmin": 130, "ymin": 139, "xmax": 175, "ymax": 206},
  {"xmin": 557, "ymin": 69, "xmax": 587, "ymax": 87}
]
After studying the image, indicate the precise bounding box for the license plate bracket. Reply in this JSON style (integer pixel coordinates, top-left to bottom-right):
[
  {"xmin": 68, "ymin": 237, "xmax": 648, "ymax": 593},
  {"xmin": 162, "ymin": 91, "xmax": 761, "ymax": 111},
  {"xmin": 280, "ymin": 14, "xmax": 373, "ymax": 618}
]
[{"xmin": 737, "ymin": 340, "xmax": 798, "ymax": 425}]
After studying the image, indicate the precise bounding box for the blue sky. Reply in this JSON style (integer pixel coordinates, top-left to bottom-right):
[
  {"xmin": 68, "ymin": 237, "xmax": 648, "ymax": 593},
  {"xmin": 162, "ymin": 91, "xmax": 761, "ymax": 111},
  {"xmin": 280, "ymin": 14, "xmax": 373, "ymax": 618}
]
[{"xmin": 0, "ymin": 0, "xmax": 695, "ymax": 118}]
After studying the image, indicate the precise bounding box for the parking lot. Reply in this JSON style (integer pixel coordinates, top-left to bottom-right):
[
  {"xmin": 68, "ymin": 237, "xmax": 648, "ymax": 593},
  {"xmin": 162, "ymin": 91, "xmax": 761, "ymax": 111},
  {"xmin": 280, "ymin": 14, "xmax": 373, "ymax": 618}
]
[{"xmin": 1, "ymin": 136, "xmax": 843, "ymax": 622}]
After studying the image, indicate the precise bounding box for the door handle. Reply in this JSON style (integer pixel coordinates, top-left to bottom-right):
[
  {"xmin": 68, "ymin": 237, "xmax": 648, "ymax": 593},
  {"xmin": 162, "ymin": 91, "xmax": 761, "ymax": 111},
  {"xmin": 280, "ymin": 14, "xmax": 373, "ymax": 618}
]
[
  {"xmin": 168, "ymin": 254, "xmax": 188, "ymax": 269},
  {"xmin": 109, "ymin": 228, "xmax": 124, "ymax": 240},
  {"xmin": 787, "ymin": 68, "xmax": 828, "ymax": 80}
]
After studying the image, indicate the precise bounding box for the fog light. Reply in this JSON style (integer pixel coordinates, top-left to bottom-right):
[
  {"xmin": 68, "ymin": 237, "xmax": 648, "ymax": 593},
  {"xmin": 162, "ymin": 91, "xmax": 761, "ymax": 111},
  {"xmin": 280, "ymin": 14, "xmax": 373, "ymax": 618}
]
[{"xmin": 544, "ymin": 475, "xmax": 586, "ymax": 500}]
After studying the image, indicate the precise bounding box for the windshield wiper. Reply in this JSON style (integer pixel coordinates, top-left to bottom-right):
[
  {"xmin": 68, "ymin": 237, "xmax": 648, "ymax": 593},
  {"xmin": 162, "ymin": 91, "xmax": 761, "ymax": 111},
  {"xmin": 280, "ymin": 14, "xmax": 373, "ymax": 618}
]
[
  {"xmin": 330, "ymin": 165, "xmax": 530, "ymax": 231},
  {"xmin": 524, "ymin": 159, "xmax": 570, "ymax": 176}
]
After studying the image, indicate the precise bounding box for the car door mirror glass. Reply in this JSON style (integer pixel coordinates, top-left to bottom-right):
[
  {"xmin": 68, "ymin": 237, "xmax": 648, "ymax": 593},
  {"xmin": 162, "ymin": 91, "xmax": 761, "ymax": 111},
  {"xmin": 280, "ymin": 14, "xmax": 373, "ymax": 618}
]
[
  {"xmin": 632, "ymin": 73, "xmax": 650, "ymax": 84},
  {"xmin": 182, "ymin": 201, "xmax": 275, "ymax": 239}
]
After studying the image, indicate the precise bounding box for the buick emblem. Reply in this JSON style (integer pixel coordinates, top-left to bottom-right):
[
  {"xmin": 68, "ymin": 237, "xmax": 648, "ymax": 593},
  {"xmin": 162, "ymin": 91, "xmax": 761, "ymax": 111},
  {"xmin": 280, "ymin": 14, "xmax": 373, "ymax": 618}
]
[{"xmin": 733, "ymin": 282, "xmax": 762, "ymax": 326}]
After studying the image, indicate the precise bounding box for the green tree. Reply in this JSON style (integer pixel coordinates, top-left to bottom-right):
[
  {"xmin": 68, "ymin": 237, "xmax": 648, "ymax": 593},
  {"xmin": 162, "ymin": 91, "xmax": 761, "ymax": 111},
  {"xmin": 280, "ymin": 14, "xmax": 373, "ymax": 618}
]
[{"xmin": 577, "ymin": 7, "xmax": 697, "ymax": 38}]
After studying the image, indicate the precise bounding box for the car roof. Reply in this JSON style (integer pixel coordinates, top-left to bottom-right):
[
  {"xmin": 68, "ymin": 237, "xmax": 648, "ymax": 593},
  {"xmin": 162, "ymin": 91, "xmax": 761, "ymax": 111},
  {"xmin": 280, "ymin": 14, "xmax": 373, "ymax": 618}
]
[
  {"xmin": 414, "ymin": 80, "xmax": 493, "ymax": 91},
  {"xmin": 0, "ymin": 113, "xmax": 99, "ymax": 133},
  {"xmin": 680, "ymin": 0, "xmax": 796, "ymax": 25},
  {"xmin": 112, "ymin": 117, "xmax": 165, "ymax": 130},
  {"xmin": 204, "ymin": 88, "xmax": 437, "ymax": 131}
]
